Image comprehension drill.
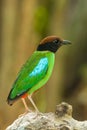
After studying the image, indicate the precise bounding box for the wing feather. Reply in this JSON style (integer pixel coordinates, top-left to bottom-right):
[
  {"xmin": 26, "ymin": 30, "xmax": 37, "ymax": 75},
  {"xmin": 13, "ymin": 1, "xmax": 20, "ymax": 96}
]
[{"xmin": 9, "ymin": 52, "xmax": 49, "ymax": 100}]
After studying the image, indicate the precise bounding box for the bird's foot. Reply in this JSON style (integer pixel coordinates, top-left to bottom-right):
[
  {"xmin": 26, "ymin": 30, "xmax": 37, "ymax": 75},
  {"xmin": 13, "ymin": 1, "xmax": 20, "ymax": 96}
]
[
  {"xmin": 31, "ymin": 110, "xmax": 44, "ymax": 119},
  {"xmin": 18, "ymin": 109, "xmax": 32, "ymax": 118}
]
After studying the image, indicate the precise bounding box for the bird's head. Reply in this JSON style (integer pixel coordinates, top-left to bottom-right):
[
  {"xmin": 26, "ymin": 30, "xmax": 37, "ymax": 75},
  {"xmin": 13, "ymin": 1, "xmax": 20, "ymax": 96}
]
[{"xmin": 37, "ymin": 36, "xmax": 71, "ymax": 53}]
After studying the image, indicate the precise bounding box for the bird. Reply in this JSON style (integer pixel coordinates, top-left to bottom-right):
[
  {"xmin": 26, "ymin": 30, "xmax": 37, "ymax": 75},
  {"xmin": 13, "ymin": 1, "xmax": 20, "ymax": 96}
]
[{"xmin": 7, "ymin": 36, "xmax": 71, "ymax": 113}]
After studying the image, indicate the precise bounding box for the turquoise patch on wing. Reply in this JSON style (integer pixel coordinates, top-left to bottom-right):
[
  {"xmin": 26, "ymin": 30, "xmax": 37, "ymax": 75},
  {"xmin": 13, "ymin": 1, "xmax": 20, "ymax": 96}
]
[{"xmin": 29, "ymin": 57, "xmax": 48, "ymax": 77}]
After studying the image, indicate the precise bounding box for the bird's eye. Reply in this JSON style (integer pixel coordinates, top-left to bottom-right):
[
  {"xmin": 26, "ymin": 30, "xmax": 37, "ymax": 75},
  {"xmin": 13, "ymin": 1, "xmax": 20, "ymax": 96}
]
[{"xmin": 53, "ymin": 39, "xmax": 59, "ymax": 44}]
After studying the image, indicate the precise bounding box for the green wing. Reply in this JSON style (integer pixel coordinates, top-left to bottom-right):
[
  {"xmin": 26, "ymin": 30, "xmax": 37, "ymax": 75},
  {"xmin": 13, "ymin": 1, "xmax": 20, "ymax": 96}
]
[{"xmin": 8, "ymin": 51, "xmax": 50, "ymax": 100}]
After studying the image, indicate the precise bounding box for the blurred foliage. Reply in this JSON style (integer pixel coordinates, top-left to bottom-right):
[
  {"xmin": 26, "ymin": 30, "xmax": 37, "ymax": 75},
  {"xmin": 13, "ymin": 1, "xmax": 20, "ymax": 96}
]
[
  {"xmin": 34, "ymin": 0, "xmax": 56, "ymax": 37},
  {"xmin": 34, "ymin": 6, "xmax": 49, "ymax": 36},
  {"xmin": 0, "ymin": 0, "xmax": 87, "ymax": 129}
]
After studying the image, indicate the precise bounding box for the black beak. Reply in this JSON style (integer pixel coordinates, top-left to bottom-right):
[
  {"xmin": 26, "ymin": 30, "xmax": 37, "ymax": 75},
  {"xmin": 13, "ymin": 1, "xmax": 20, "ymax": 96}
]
[{"xmin": 62, "ymin": 40, "xmax": 71, "ymax": 45}]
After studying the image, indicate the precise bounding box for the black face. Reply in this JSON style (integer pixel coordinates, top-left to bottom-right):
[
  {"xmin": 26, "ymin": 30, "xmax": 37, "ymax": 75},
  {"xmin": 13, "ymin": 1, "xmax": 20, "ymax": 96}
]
[{"xmin": 37, "ymin": 38, "xmax": 62, "ymax": 53}]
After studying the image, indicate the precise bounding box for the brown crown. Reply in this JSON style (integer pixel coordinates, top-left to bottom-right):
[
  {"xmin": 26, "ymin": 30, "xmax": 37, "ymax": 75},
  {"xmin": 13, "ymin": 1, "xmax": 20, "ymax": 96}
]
[{"xmin": 40, "ymin": 36, "xmax": 62, "ymax": 45}]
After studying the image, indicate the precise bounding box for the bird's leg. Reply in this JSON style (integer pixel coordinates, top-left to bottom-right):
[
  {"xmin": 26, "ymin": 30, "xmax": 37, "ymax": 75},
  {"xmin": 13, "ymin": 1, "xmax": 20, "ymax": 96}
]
[
  {"xmin": 18, "ymin": 98, "xmax": 31, "ymax": 117},
  {"xmin": 21, "ymin": 98, "xmax": 31, "ymax": 113},
  {"xmin": 28, "ymin": 95, "xmax": 39, "ymax": 113}
]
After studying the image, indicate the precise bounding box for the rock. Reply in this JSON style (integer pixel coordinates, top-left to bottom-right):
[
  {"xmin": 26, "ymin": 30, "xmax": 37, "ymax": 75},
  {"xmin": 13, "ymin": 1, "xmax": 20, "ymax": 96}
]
[{"xmin": 6, "ymin": 102, "xmax": 87, "ymax": 130}]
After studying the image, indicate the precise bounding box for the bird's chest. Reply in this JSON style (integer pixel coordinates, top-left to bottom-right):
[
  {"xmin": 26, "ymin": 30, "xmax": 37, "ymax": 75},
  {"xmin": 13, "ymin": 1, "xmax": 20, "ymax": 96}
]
[{"xmin": 44, "ymin": 52, "xmax": 55, "ymax": 78}]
